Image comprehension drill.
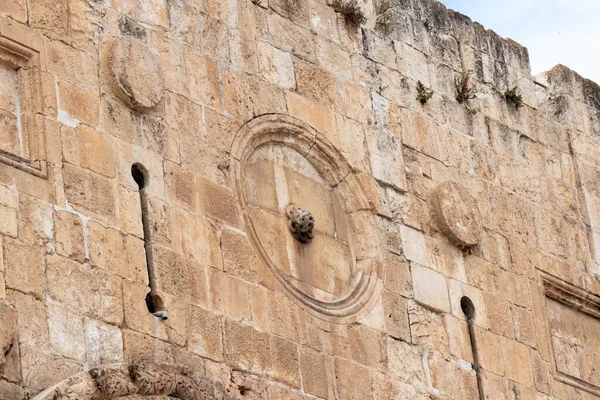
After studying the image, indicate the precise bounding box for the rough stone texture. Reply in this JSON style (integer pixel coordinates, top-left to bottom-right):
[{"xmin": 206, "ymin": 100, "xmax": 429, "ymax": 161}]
[
  {"xmin": 431, "ymin": 181, "xmax": 483, "ymax": 247},
  {"xmin": 0, "ymin": 0, "xmax": 600, "ymax": 399},
  {"xmin": 104, "ymin": 36, "xmax": 166, "ymax": 110}
]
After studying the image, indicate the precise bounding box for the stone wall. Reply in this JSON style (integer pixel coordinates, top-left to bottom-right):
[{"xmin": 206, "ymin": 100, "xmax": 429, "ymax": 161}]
[{"xmin": 0, "ymin": 0, "xmax": 599, "ymax": 398}]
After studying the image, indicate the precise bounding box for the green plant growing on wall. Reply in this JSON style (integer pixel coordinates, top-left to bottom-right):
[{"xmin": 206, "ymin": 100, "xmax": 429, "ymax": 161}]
[
  {"xmin": 455, "ymin": 71, "xmax": 476, "ymax": 104},
  {"xmin": 330, "ymin": 0, "xmax": 366, "ymax": 29},
  {"xmin": 416, "ymin": 81, "xmax": 434, "ymax": 105},
  {"xmin": 505, "ymin": 86, "xmax": 524, "ymax": 109}
]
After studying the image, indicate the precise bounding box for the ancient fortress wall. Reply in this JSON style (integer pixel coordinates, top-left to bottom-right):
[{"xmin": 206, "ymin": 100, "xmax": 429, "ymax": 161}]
[{"xmin": 1, "ymin": 0, "xmax": 600, "ymax": 398}]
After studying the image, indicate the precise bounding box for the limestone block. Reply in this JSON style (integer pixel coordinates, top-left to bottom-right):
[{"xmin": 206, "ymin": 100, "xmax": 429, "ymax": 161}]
[
  {"xmin": 300, "ymin": 347, "xmax": 333, "ymax": 398},
  {"xmin": 183, "ymin": 47, "xmax": 221, "ymax": 110},
  {"xmin": 408, "ymin": 301, "xmax": 449, "ymax": 354},
  {"xmin": 400, "ymin": 225, "xmax": 429, "ymax": 267},
  {"xmin": 0, "ymin": 0, "xmax": 27, "ymax": 23},
  {"xmin": 382, "ymin": 290, "xmax": 410, "ymax": 341},
  {"xmin": 154, "ymin": 245, "xmax": 190, "ymax": 297},
  {"xmin": 122, "ymin": 279, "xmax": 187, "ymax": 346},
  {"xmin": 384, "ymin": 252, "xmax": 413, "ymax": 297},
  {"xmin": 224, "ymin": 319, "xmax": 271, "ymax": 375},
  {"xmin": 115, "ymin": 0, "xmax": 168, "ymax": 28},
  {"xmin": 171, "ymin": 212, "xmax": 221, "ymax": 272},
  {"xmin": 165, "ymin": 161, "xmax": 198, "ymax": 212},
  {"xmin": 502, "ymin": 337, "xmax": 533, "ymax": 386},
  {"xmin": 47, "ymin": 255, "xmax": 123, "ymax": 325},
  {"xmin": 4, "ymin": 239, "xmax": 46, "ymax": 299},
  {"xmin": 268, "ymin": 13, "xmax": 315, "ymax": 60},
  {"xmin": 309, "ymin": 1, "xmax": 340, "ymax": 43},
  {"xmin": 473, "ymin": 327, "xmax": 504, "ymax": 376},
  {"xmin": 87, "ymin": 221, "xmax": 148, "ymax": 284},
  {"xmin": 7, "ymin": 290, "xmax": 49, "ymax": 351},
  {"xmin": 20, "ymin": 347, "xmax": 82, "ymax": 390},
  {"xmin": 269, "ymin": 335, "xmax": 300, "ymax": 388},
  {"xmin": 269, "ymin": 0, "xmax": 309, "ymax": 25},
  {"xmin": 78, "ymin": 125, "xmax": 115, "ymax": 178},
  {"xmin": 257, "ymin": 41, "xmax": 295, "ymax": 90},
  {"xmin": 187, "ymin": 305, "xmax": 223, "ymax": 361},
  {"xmin": 200, "ymin": 177, "xmax": 240, "ymax": 227},
  {"xmin": 54, "ymin": 211, "xmax": 85, "ymax": 263},
  {"xmin": 362, "ymin": 29, "xmax": 396, "ymax": 69},
  {"xmin": 28, "ymin": 0, "xmax": 68, "ymax": 38},
  {"xmin": 63, "ymin": 164, "xmax": 116, "ymax": 222},
  {"xmin": 0, "ymin": 301, "xmax": 17, "ymax": 368},
  {"xmin": 444, "ymin": 315, "xmax": 473, "ymax": 363},
  {"xmin": 334, "ymin": 358, "xmax": 372, "ymax": 400},
  {"xmin": 358, "ymin": 173, "xmax": 391, "ymax": 217},
  {"xmin": 58, "ymin": 81, "xmax": 99, "ymax": 127},
  {"xmin": 411, "ymin": 264, "xmax": 450, "ymax": 313},
  {"xmin": 44, "ymin": 39, "xmax": 98, "ymax": 91},
  {"xmin": 386, "ymin": 339, "xmax": 427, "ymax": 385},
  {"xmin": 511, "ymin": 304, "xmax": 537, "ymax": 348},
  {"xmin": 285, "ymin": 92, "xmax": 337, "ymax": 145},
  {"xmin": 187, "ymin": 259, "xmax": 209, "ymax": 308},
  {"xmin": 448, "ymin": 280, "xmax": 487, "ymax": 328},
  {"xmin": 104, "ymin": 36, "xmax": 165, "ymax": 111},
  {"xmin": 348, "ymin": 323, "xmax": 386, "ymax": 369},
  {"xmin": 47, "ymin": 300, "xmax": 86, "ymax": 361},
  {"xmin": 84, "ymin": 319, "xmax": 124, "ymax": 365},
  {"xmin": 0, "ymin": 379, "xmax": 24, "ymax": 400},
  {"xmin": 0, "ymin": 203, "xmax": 17, "ymax": 238}
]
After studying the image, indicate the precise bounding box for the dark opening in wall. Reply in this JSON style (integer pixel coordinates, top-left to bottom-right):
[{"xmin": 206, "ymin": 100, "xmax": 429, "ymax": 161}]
[
  {"xmin": 461, "ymin": 296, "xmax": 476, "ymax": 321},
  {"xmin": 131, "ymin": 163, "xmax": 146, "ymax": 190},
  {"xmin": 132, "ymin": 163, "xmax": 168, "ymax": 320}
]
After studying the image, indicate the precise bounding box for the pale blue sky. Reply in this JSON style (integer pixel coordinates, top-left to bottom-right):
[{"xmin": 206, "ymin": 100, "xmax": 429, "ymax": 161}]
[{"xmin": 440, "ymin": 0, "xmax": 600, "ymax": 84}]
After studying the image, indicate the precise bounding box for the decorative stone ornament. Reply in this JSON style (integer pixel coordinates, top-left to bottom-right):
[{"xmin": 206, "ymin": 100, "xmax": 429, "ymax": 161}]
[
  {"xmin": 431, "ymin": 181, "xmax": 483, "ymax": 248},
  {"xmin": 286, "ymin": 203, "xmax": 315, "ymax": 243},
  {"xmin": 230, "ymin": 114, "xmax": 384, "ymax": 324},
  {"xmin": 32, "ymin": 362, "xmax": 238, "ymax": 400},
  {"xmin": 104, "ymin": 36, "xmax": 165, "ymax": 110}
]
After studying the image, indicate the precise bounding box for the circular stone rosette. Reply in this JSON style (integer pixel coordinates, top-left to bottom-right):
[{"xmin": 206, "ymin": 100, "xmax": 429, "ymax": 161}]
[
  {"xmin": 103, "ymin": 36, "xmax": 165, "ymax": 110},
  {"xmin": 431, "ymin": 181, "xmax": 483, "ymax": 248},
  {"xmin": 230, "ymin": 115, "xmax": 384, "ymax": 323}
]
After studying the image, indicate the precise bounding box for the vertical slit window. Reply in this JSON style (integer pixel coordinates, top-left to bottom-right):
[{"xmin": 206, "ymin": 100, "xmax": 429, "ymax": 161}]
[
  {"xmin": 461, "ymin": 296, "xmax": 484, "ymax": 400},
  {"xmin": 132, "ymin": 163, "xmax": 167, "ymax": 320}
]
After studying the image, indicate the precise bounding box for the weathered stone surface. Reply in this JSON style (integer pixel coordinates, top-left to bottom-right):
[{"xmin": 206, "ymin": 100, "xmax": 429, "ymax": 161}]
[
  {"xmin": 3, "ymin": 0, "xmax": 600, "ymax": 398},
  {"xmin": 412, "ymin": 264, "xmax": 450, "ymax": 313},
  {"xmin": 0, "ymin": 302, "xmax": 17, "ymax": 369},
  {"xmin": 104, "ymin": 37, "xmax": 165, "ymax": 110},
  {"xmin": 431, "ymin": 181, "xmax": 483, "ymax": 248}
]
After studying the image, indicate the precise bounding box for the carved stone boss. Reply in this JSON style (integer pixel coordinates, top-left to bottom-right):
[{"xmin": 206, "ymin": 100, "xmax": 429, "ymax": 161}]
[
  {"xmin": 286, "ymin": 203, "xmax": 315, "ymax": 243},
  {"xmin": 431, "ymin": 181, "xmax": 483, "ymax": 248}
]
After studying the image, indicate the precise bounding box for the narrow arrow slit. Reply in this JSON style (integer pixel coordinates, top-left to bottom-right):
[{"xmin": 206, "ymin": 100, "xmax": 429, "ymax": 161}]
[
  {"xmin": 132, "ymin": 163, "xmax": 168, "ymax": 320},
  {"xmin": 461, "ymin": 296, "xmax": 484, "ymax": 400}
]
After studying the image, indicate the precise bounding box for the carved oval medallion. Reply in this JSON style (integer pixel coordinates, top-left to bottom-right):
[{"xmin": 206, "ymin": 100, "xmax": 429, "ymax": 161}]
[
  {"xmin": 230, "ymin": 115, "xmax": 383, "ymax": 323},
  {"xmin": 104, "ymin": 37, "xmax": 165, "ymax": 110},
  {"xmin": 431, "ymin": 181, "xmax": 483, "ymax": 247}
]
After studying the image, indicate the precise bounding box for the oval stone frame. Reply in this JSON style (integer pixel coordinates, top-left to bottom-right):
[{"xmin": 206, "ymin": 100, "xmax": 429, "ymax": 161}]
[{"xmin": 230, "ymin": 114, "xmax": 384, "ymax": 324}]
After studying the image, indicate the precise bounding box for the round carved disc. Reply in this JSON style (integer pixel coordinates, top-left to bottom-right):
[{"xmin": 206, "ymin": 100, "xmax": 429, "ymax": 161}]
[
  {"xmin": 431, "ymin": 181, "xmax": 483, "ymax": 247},
  {"xmin": 105, "ymin": 37, "xmax": 165, "ymax": 110}
]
